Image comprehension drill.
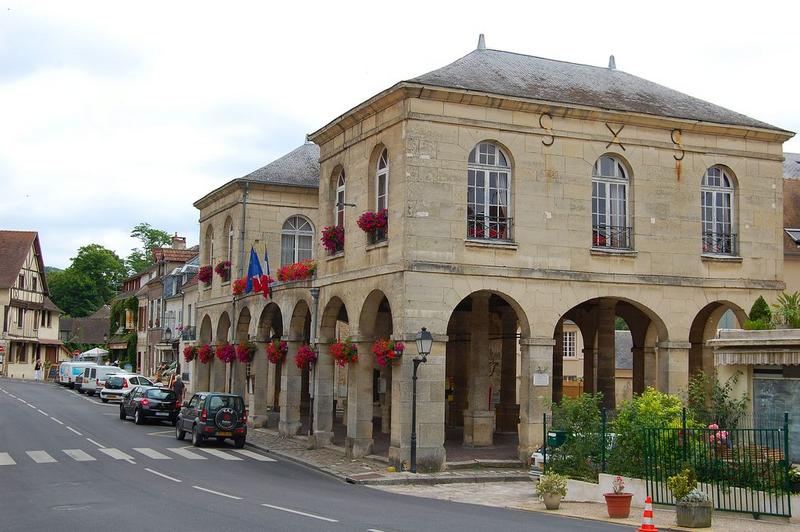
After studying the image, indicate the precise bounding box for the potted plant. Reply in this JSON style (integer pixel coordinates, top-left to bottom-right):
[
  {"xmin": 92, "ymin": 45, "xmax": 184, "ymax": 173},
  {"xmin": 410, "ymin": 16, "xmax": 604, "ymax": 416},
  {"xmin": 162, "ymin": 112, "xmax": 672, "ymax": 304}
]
[
  {"xmin": 235, "ymin": 341, "xmax": 257, "ymax": 363},
  {"xmin": 321, "ymin": 225, "xmax": 345, "ymax": 254},
  {"xmin": 667, "ymin": 468, "xmax": 712, "ymax": 528},
  {"xmin": 294, "ymin": 344, "xmax": 317, "ymax": 370},
  {"xmin": 330, "ymin": 337, "xmax": 358, "ymax": 367},
  {"xmin": 604, "ymin": 475, "xmax": 633, "ymax": 518},
  {"xmin": 356, "ymin": 209, "xmax": 388, "ymax": 243},
  {"xmin": 535, "ymin": 472, "xmax": 567, "ymax": 510},
  {"xmin": 372, "ymin": 338, "xmax": 404, "ymax": 367},
  {"xmin": 266, "ymin": 339, "xmax": 287, "ymax": 364},
  {"xmin": 198, "ymin": 266, "xmax": 213, "ymax": 286}
]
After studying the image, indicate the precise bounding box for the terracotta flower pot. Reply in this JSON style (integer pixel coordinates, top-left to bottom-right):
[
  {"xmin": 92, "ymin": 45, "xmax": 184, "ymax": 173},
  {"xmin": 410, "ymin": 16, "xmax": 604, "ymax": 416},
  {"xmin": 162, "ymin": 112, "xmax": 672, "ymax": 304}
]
[{"xmin": 604, "ymin": 492, "xmax": 633, "ymax": 518}]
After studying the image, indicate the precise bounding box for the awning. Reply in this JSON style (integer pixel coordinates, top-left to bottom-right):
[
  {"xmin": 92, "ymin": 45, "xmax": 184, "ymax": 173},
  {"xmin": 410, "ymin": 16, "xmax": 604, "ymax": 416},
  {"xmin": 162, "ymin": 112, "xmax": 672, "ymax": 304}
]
[
  {"xmin": 715, "ymin": 350, "xmax": 800, "ymax": 366},
  {"xmin": 37, "ymin": 338, "xmax": 63, "ymax": 346}
]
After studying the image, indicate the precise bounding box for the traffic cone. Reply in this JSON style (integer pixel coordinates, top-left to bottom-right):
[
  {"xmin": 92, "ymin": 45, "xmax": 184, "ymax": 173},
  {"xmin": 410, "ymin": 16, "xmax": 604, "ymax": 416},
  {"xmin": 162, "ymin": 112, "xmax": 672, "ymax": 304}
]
[{"xmin": 637, "ymin": 496, "xmax": 658, "ymax": 532}]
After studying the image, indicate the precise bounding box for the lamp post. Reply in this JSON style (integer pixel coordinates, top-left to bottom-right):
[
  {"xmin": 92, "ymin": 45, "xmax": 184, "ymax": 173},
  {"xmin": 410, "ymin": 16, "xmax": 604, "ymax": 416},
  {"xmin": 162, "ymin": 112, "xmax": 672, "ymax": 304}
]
[{"xmin": 410, "ymin": 327, "xmax": 433, "ymax": 474}]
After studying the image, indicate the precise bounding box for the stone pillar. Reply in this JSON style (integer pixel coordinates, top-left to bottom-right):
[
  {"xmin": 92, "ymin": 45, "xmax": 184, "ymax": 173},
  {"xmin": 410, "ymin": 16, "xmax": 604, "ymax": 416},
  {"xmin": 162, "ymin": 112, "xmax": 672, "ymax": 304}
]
[
  {"xmin": 552, "ymin": 319, "xmax": 564, "ymax": 404},
  {"xmin": 582, "ymin": 346, "xmax": 595, "ymax": 394},
  {"xmin": 643, "ymin": 347, "xmax": 657, "ymax": 389},
  {"xmin": 380, "ymin": 367, "xmax": 391, "ymax": 434},
  {"xmin": 194, "ymin": 358, "xmax": 210, "ymax": 393},
  {"xmin": 209, "ymin": 357, "xmax": 226, "ymax": 392},
  {"xmin": 463, "ymin": 293, "xmax": 495, "ymax": 447},
  {"xmin": 249, "ymin": 341, "xmax": 268, "ymax": 427},
  {"xmin": 311, "ymin": 342, "xmax": 334, "ymax": 448},
  {"xmin": 347, "ymin": 340, "xmax": 374, "ymax": 458},
  {"xmin": 279, "ymin": 338, "xmax": 302, "ymax": 436},
  {"xmin": 632, "ymin": 346, "xmax": 645, "ymax": 396},
  {"xmin": 230, "ymin": 360, "xmax": 247, "ymax": 397},
  {"xmin": 597, "ymin": 300, "xmax": 616, "ymax": 411},
  {"xmin": 657, "ymin": 341, "xmax": 690, "ymax": 395},
  {"xmin": 389, "ymin": 334, "xmax": 447, "ymax": 472},
  {"xmin": 496, "ymin": 308, "xmax": 519, "ymax": 432},
  {"xmin": 518, "ymin": 337, "xmax": 555, "ymax": 463}
]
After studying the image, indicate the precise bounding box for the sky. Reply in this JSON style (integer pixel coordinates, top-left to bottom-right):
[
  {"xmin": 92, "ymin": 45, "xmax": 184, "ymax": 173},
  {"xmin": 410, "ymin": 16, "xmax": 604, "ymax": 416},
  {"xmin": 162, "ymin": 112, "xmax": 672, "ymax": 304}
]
[{"xmin": 1, "ymin": 1, "xmax": 798, "ymax": 269}]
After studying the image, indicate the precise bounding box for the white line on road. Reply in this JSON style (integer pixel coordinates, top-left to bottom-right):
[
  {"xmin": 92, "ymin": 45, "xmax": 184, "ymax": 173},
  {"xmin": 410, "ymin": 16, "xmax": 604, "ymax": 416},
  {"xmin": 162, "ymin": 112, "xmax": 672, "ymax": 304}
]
[
  {"xmin": 16, "ymin": 397, "xmax": 25, "ymax": 403},
  {"xmin": 86, "ymin": 438, "xmax": 105, "ymax": 448},
  {"xmin": 145, "ymin": 468, "xmax": 181, "ymax": 483},
  {"xmin": 26, "ymin": 451, "xmax": 57, "ymax": 464},
  {"xmin": 192, "ymin": 486, "xmax": 242, "ymax": 500},
  {"xmin": 199, "ymin": 448, "xmax": 243, "ymax": 461},
  {"xmin": 167, "ymin": 447, "xmax": 206, "ymax": 460},
  {"xmin": 261, "ymin": 504, "xmax": 338, "ymax": 523},
  {"xmin": 37, "ymin": 409, "xmax": 48, "ymax": 416},
  {"xmin": 0, "ymin": 452, "xmax": 16, "ymax": 466},
  {"xmin": 50, "ymin": 417, "xmax": 64, "ymax": 425},
  {"xmin": 63, "ymin": 449, "xmax": 95, "ymax": 462},
  {"xmin": 97, "ymin": 448, "xmax": 134, "ymax": 461},
  {"xmin": 367, "ymin": 529, "xmax": 386, "ymax": 532},
  {"xmin": 232, "ymin": 449, "xmax": 276, "ymax": 462},
  {"xmin": 133, "ymin": 448, "xmax": 171, "ymax": 460},
  {"xmin": 27, "ymin": 403, "xmax": 36, "ymax": 409},
  {"xmin": 66, "ymin": 426, "xmax": 83, "ymax": 436},
  {"xmin": 8, "ymin": 394, "xmax": 16, "ymax": 398}
]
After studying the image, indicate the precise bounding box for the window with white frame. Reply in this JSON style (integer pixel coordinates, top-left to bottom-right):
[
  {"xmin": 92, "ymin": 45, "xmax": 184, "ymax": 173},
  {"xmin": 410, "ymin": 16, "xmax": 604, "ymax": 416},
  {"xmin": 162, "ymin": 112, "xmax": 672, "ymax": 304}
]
[
  {"xmin": 701, "ymin": 166, "xmax": 735, "ymax": 255},
  {"xmin": 204, "ymin": 225, "xmax": 214, "ymax": 265},
  {"xmin": 281, "ymin": 216, "xmax": 314, "ymax": 266},
  {"xmin": 467, "ymin": 142, "xmax": 511, "ymax": 240},
  {"xmin": 563, "ymin": 331, "xmax": 576, "ymax": 358},
  {"xmin": 335, "ymin": 170, "xmax": 346, "ymax": 227},
  {"xmin": 592, "ymin": 155, "xmax": 631, "ymax": 249},
  {"xmin": 376, "ymin": 149, "xmax": 388, "ymax": 212}
]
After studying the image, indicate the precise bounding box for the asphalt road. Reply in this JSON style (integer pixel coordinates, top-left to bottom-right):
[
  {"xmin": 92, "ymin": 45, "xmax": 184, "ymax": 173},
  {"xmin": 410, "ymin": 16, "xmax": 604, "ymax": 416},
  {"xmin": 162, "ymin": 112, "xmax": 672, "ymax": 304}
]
[{"xmin": 0, "ymin": 378, "xmax": 630, "ymax": 532}]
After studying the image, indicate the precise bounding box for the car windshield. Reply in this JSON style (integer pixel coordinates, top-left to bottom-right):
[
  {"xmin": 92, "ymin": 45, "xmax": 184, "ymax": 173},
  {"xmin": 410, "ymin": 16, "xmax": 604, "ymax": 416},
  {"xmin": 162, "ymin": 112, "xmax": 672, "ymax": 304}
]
[
  {"xmin": 206, "ymin": 395, "xmax": 243, "ymax": 414},
  {"xmin": 146, "ymin": 389, "xmax": 175, "ymax": 400},
  {"xmin": 107, "ymin": 376, "xmax": 123, "ymax": 387}
]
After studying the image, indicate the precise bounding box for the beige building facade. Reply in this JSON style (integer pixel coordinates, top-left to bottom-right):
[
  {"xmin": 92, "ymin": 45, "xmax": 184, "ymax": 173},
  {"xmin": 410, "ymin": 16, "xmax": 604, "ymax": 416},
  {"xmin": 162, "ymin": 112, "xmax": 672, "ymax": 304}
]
[{"xmin": 191, "ymin": 40, "xmax": 793, "ymax": 471}]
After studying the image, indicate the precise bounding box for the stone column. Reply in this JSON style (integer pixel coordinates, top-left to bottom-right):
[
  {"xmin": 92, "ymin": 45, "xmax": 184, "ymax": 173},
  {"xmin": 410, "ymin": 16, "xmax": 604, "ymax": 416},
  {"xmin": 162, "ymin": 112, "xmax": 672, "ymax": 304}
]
[
  {"xmin": 582, "ymin": 346, "xmax": 595, "ymax": 394},
  {"xmin": 631, "ymin": 346, "xmax": 645, "ymax": 396},
  {"xmin": 193, "ymin": 358, "xmax": 210, "ymax": 393},
  {"xmin": 249, "ymin": 341, "xmax": 268, "ymax": 427},
  {"xmin": 518, "ymin": 337, "xmax": 555, "ymax": 463},
  {"xmin": 657, "ymin": 341, "xmax": 690, "ymax": 395},
  {"xmin": 463, "ymin": 293, "xmax": 495, "ymax": 447},
  {"xmin": 495, "ymin": 308, "xmax": 519, "ymax": 432},
  {"xmin": 380, "ymin": 367, "xmax": 391, "ymax": 434},
  {"xmin": 347, "ymin": 340, "xmax": 374, "ymax": 458},
  {"xmin": 643, "ymin": 347, "xmax": 657, "ymax": 389},
  {"xmin": 311, "ymin": 342, "xmax": 334, "ymax": 448},
  {"xmin": 389, "ymin": 334, "xmax": 447, "ymax": 472},
  {"xmin": 230, "ymin": 360, "xmax": 247, "ymax": 397},
  {"xmin": 209, "ymin": 357, "xmax": 226, "ymax": 392},
  {"xmin": 552, "ymin": 319, "xmax": 564, "ymax": 404},
  {"xmin": 597, "ymin": 300, "xmax": 616, "ymax": 411},
  {"xmin": 279, "ymin": 338, "xmax": 302, "ymax": 436}
]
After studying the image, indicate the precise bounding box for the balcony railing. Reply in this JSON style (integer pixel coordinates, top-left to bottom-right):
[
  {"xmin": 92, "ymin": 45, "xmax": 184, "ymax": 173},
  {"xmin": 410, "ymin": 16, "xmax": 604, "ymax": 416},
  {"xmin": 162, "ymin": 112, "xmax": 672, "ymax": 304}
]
[
  {"xmin": 702, "ymin": 231, "xmax": 737, "ymax": 256},
  {"xmin": 592, "ymin": 225, "xmax": 632, "ymax": 250},
  {"xmin": 467, "ymin": 215, "xmax": 513, "ymax": 242},
  {"xmin": 180, "ymin": 326, "xmax": 196, "ymax": 341}
]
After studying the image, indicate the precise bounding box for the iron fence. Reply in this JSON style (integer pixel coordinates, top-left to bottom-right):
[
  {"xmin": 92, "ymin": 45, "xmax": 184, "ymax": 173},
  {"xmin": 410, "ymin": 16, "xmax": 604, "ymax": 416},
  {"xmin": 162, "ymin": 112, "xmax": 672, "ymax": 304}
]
[
  {"xmin": 592, "ymin": 224, "xmax": 632, "ymax": 250},
  {"xmin": 467, "ymin": 215, "xmax": 513, "ymax": 242},
  {"xmin": 702, "ymin": 231, "xmax": 737, "ymax": 255}
]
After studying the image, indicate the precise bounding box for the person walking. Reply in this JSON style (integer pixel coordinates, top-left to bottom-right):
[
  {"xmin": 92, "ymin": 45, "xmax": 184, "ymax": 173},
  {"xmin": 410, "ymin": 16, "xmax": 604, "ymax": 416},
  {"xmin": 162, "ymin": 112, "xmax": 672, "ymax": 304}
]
[
  {"xmin": 172, "ymin": 375, "xmax": 185, "ymax": 406},
  {"xmin": 33, "ymin": 358, "xmax": 42, "ymax": 382}
]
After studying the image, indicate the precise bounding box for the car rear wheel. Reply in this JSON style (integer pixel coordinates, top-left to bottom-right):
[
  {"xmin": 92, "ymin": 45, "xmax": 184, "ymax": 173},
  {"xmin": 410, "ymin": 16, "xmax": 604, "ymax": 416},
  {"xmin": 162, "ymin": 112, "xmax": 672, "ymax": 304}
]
[
  {"xmin": 119, "ymin": 406, "xmax": 126, "ymax": 420},
  {"xmin": 134, "ymin": 408, "xmax": 144, "ymax": 425},
  {"xmin": 234, "ymin": 437, "xmax": 245, "ymax": 449},
  {"xmin": 78, "ymin": 388, "xmax": 85, "ymax": 394},
  {"xmin": 88, "ymin": 391, "xmax": 94, "ymax": 397},
  {"xmin": 101, "ymin": 397, "xmax": 109, "ymax": 403},
  {"xmin": 191, "ymin": 426, "xmax": 203, "ymax": 447},
  {"xmin": 175, "ymin": 422, "xmax": 186, "ymax": 441}
]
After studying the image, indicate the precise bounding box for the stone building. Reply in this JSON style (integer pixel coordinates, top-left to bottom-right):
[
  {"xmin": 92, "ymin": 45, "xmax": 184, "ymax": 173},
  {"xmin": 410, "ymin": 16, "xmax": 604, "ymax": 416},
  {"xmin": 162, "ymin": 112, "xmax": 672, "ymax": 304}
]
[{"xmin": 192, "ymin": 38, "xmax": 793, "ymax": 471}]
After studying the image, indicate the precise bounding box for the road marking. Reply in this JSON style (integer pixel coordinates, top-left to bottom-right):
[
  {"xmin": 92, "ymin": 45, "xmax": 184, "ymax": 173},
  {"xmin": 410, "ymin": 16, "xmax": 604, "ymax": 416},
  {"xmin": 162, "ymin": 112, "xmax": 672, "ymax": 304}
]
[
  {"xmin": 98, "ymin": 448, "xmax": 134, "ymax": 461},
  {"xmin": 232, "ymin": 449, "xmax": 276, "ymax": 462},
  {"xmin": 199, "ymin": 448, "xmax": 243, "ymax": 461},
  {"xmin": 37, "ymin": 409, "xmax": 48, "ymax": 416},
  {"xmin": 50, "ymin": 417, "xmax": 64, "ymax": 425},
  {"xmin": 134, "ymin": 448, "xmax": 171, "ymax": 460},
  {"xmin": 8, "ymin": 394, "xmax": 16, "ymax": 398},
  {"xmin": 167, "ymin": 447, "xmax": 207, "ymax": 460},
  {"xmin": 63, "ymin": 449, "xmax": 95, "ymax": 462},
  {"xmin": 192, "ymin": 486, "xmax": 242, "ymax": 500},
  {"xmin": 66, "ymin": 426, "xmax": 83, "ymax": 436},
  {"xmin": 26, "ymin": 451, "xmax": 57, "ymax": 464},
  {"xmin": 145, "ymin": 468, "xmax": 181, "ymax": 483},
  {"xmin": 27, "ymin": 403, "xmax": 36, "ymax": 409},
  {"xmin": 86, "ymin": 438, "xmax": 105, "ymax": 448},
  {"xmin": 0, "ymin": 453, "xmax": 16, "ymax": 466},
  {"xmin": 261, "ymin": 504, "xmax": 338, "ymax": 523},
  {"xmin": 368, "ymin": 529, "xmax": 386, "ymax": 532},
  {"xmin": 17, "ymin": 397, "xmax": 26, "ymax": 403}
]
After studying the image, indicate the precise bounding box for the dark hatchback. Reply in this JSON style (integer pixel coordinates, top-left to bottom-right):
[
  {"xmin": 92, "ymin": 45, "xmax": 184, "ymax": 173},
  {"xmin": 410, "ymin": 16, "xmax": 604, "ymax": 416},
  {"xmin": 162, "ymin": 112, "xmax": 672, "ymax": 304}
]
[
  {"xmin": 120, "ymin": 386, "xmax": 179, "ymax": 425},
  {"xmin": 175, "ymin": 392, "xmax": 247, "ymax": 448}
]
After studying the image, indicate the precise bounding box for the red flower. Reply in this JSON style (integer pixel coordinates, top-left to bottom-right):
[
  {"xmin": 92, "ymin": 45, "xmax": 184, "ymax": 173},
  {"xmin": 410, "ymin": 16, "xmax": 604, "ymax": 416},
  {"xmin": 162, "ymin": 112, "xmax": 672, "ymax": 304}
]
[
  {"xmin": 372, "ymin": 338, "xmax": 404, "ymax": 368},
  {"xmin": 266, "ymin": 339, "xmax": 287, "ymax": 364},
  {"xmin": 321, "ymin": 225, "xmax": 345, "ymax": 253},
  {"xmin": 232, "ymin": 278, "xmax": 246, "ymax": 295},
  {"xmin": 330, "ymin": 337, "xmax": 358, "ymax": 367},
  {"xmin": 276, "ymin": 260, "xmax": 316, "ymax": 282},
  {"xmin": 357, "ymin": 209, "xmax": 388, "ymax": 233},
  {"xmin": 294, "ymin": 345, "xmax": 317, "ymax": 369},
  {"xmin": 197, "ymin": 344, "xmax": 214, "ymax": 364},
  {"xmin": 198, "ymin": 266, "xmax": 213, "ymax": 285},
  {"xmin": 183, "ymin": 345, "xmax": 197, "ymax": 362},
  {"xmin": 235, "ymin": 341, "xmax": 257, "ymax": 363},
  {"xmin": 216, "ymin": 343, "xmax": 236, "ymax": 363},
  {"xmin": 214, "ymin": 260, "xmax": 232, "ymax": 281}
]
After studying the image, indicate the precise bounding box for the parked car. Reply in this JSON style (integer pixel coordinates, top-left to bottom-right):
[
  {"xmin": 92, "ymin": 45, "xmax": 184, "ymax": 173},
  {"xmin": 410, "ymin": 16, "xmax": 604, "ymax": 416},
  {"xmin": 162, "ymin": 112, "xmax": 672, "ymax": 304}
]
[
  {"xmin": 82, "ymin": 366, "xmax": 129, "ymax": 397},
  {"xmin": 175, "ymin": 392, "xmax": 247, "ymax": 448},
  {"xmin": 120, "ymin": 386, "xmax": 179, "ymax": 425},
  {"xmin": 99, "ymin": 374, "xmax": 154, "ymax": 403},
  {"xmin": 68, "ymin": 362, "xmax": 98, "ymax": 390}
]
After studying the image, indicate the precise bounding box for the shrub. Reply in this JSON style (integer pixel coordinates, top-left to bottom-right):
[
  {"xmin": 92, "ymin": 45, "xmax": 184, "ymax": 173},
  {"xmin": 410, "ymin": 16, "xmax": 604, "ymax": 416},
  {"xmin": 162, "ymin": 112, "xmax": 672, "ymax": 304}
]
[
  {"xmin": 687, "ymin": 370, "xmax": 747, "ymax": 430},
  {"xmin": 749, "ymin": 295, "xmax": 772, "ymax": 322},
  {"xmin": 772, "ymin": 291, "xmax": 800, "ymax": 328},
  {"xmin": 535, "ymin": 473, "xmax": 568, "ymax": 498},
  {"xmin": 547, "ymin": 393, "xmax": 602, "ymax": 481},
  {"xmin": 667, "ymin": 467, "xmax": 698, "ymax": 502}
]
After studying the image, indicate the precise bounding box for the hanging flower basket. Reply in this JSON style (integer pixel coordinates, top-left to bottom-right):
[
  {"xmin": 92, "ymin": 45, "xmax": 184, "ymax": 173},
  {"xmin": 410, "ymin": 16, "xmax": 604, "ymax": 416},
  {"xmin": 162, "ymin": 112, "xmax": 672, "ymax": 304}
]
[
  {"xmin": 330, "ymin": 337, "xmax": 358, "ymax": 367},
  {"xmin": 236, "ymin": 341, "xmax": 257, "ymax": 363},
  {"xmin": 197, "ymin": 344, "xmax": 214, "ymax": 364},
  {"xmin": 198, "ymin": 266, "xmax": 213, "ymax": 285},
  {"xmin": 321, "ymin": 225, "xmax": 344, "ymax": 254},
  {"xmin": 232, "ymin": 278, "xmax": 246, "ymax": 295},
  {"xmin": 266, "ymin": 339, "xmax": 287, "ymax": 364},
  {"xmin": 372, "ymin": 338, "xmax": 404, "ymax": 368},
  {"xmin": 294, "ymin": 344, "xmax": 317, "ymax": 370},
  {"xmin": 276, "ymin": 260, "xmax": 317, "ymax": 282},
  {"xmin": 216, "ymin": 343, "xmax": 236, "ymax": 363},
  {"xmin": 357, "ymin": 209, "xmax": 388, "ymax": 243},
  {"xmin": 215, "ymin": 260, "xmax": 232, "ymax": 281},
  {"xmin": 183, "ymin": 345, "xmax": 197, "ymax": 363}
]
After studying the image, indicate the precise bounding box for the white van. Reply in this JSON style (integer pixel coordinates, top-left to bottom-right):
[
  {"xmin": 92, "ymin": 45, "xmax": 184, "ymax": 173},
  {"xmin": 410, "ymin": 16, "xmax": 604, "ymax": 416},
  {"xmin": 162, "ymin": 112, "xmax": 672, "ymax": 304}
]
[
  {"xmin": 68, "ymin": 362, "xmax": 97, "ymax": 390},
  {"xmin": 82, "ymin": 366, "xmax": 129, "ymax": 397}
]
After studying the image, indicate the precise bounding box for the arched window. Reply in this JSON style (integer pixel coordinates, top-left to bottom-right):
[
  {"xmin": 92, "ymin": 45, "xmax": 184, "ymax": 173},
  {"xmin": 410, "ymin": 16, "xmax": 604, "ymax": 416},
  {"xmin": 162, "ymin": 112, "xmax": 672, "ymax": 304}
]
[
  {"xmin": 467, "ymin": 142, "xmax": 511, "ymax": 240},
  {"xmin": 204, "ymin": 225, "xmax": 214, "ymax": 265},
  {"xmin": 223, "ymin": 217, "xmax": 234, "ymax": 264},
  {"xmin": 701, "ymin": 166, "xmax": 735, "ymax": 255},
  {"xmin": 376, "ymin": 149, "xmax": 388, "ymax": 212},
  {"xmin": 335, "ymin": 170, "xmax": 346, "ymax": 227},
  {"xmin": 592, "ymin": 155, "xmax": 631, "ymax": 249},
  {"xmin": 281, "ymin": 216, "xmax": 314, "ymax": 266}
]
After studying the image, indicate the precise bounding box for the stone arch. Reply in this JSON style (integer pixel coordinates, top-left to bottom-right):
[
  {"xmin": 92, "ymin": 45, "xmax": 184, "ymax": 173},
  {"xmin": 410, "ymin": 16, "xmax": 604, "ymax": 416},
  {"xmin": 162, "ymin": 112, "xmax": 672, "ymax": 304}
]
[
  {"xmin": 288, "ymin": 299, "xmax": 311, "ymax": 341},
  {"xmin": 216, "ymin": 311, "xmax": 231, "ymax": 344},
  {"xmin": 257, "ymin": 302, "xmax": 284, "ymax": 341},
  {"xmin": 319, "ymin": 296, "xmax": 349, "ymax": 343},
  {"xmin": 689, "ymin": 300, "xmax": 747, "ymax": 378},
  {"xmin": 198, "ymin": 314, "xmax": 213, "ymax": 344},
  {"xmin": 445, "ymin": 288, "xmax": 531, "ymax": 339},
  {"xmin": 357, "ymin": 289, "xmax": 393, "ymax": 340}
]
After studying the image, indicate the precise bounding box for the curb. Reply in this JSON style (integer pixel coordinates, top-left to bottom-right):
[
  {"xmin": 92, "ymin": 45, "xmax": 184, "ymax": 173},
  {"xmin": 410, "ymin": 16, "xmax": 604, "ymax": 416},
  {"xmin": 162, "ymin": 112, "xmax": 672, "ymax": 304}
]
[
  {"xmin": 244, "ymin": 440, "xmax": 349, "ymax": 484},
  {"xmin": 346, "ymin": 473, "xmax": 531, "ymax": 486}
]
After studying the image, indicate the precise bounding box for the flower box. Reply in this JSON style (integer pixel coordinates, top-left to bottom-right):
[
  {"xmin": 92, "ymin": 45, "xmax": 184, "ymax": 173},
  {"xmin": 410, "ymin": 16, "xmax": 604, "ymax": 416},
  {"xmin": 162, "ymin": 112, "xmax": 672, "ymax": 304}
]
[
  {"xmin": 266, "ymin": 339, "xmax": 287, "ymax": 364},
  {"xmin": 372, "ymin": 338, "xmax": 404, "ymax": 367},
  {"xmin": 331, "ymin": 337, "xmax": 358, "ymax": 367},
  {"xmin": 321, "ymin": 225, "xmax": 344, "ymax": 255},
  {"xmin": 276, "ymin": 260, "xmax": 316, "ymax": 282},
  {"xmin": 215, "ymin": 260, "xmax": 232, "ymax": 282},
  {"xmin": 232, "ymin": 278, "xmax": 246, "ymax": 295},
  {"xmin": 357, "ymin": 210, "xmax": 388, "ymax": 244},
  {"xmin": 198, "ymin": 266, "xmax": 213, "ymax": 286}
]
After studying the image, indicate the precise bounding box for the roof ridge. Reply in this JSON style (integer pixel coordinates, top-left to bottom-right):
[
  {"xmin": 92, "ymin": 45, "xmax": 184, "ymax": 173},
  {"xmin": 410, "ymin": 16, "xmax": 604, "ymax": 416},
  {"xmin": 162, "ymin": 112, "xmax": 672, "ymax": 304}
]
[{"xmin": 482, "ymin": 48, "xmax": 618, "ymax": 72}]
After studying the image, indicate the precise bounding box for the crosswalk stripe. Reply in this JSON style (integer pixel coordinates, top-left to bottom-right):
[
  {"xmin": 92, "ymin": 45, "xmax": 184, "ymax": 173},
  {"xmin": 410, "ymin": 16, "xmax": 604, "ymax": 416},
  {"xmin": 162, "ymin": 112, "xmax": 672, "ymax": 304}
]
[
  {"xmin": 167, "ymin": 447, "xmax": 207, "ymax": 460},
  {"xmin": 0, "ymin": 452, "xmax": 16, "ymax": 466},
  {"xmin": 63, "ymin": 449, "xmax": 96, "ymax": 462},
  {"xmin": 232, "ymin": 449, "xmax": 276, "ymax": 462},
  {"xmin": 26, "ymin": 451, "xmax": 56, "ymax": 463},
  {"xmin": 133, "ymin": 448, "xmax": 171, "ymax": 460},
  {"xmin": 97, "ymin": 448, "xmax": 134, "ymax": 461},
  {"xmin": 199, "ymin": 448, "xmax": 242, "ymax": 461}
]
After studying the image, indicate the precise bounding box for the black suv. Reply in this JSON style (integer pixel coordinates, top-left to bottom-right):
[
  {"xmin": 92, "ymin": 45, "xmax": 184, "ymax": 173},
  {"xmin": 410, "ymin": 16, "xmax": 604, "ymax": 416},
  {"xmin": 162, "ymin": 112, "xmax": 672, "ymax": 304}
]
[
  {"xmin": 120, "ymin": 386, "xmax": 179, "ymax": 425},
  {"xmin": 175, "ymin": 392, "xmax": 247, "ymax": 448}
]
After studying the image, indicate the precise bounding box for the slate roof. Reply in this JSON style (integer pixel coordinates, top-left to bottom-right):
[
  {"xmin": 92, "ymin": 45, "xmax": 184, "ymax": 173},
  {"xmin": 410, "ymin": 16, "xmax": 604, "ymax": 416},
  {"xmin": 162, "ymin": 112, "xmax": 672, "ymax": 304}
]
[
  {"xmin": 785, "ymin": 152, "xmax": 800, "ymax": 179},
  {"xmin": 240, "ymin": 143, "xmax": 320, "ymax": 188},
  {"xmin": 59, "ymin": 316, "xmax": 108, "ymax": 344},
  {"xmin": 0, "ymin": 231, "xmax": 38, "ymax": 288},
  {"xmin": 409, "ymin": 48, "xmax": 784, "ymax": 131}
]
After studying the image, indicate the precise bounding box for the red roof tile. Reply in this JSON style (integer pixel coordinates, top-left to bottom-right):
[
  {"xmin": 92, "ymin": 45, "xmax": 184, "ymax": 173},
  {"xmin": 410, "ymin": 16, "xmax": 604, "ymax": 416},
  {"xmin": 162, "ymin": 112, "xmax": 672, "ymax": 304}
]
[
  {"xmin": 0, "ymin": 231, "xmax": 38, "ymax": 289},
  {"xmin": 151, "ymin": 248, "xmax": 198, "ymax": 263}
]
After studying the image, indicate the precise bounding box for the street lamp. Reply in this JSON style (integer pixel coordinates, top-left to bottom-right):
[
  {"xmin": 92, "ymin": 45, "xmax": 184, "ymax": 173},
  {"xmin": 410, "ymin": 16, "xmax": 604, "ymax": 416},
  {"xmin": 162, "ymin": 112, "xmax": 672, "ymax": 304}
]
[{"xmin": 410, "ymin": 327, "xmax": 432, "ymax": 474}]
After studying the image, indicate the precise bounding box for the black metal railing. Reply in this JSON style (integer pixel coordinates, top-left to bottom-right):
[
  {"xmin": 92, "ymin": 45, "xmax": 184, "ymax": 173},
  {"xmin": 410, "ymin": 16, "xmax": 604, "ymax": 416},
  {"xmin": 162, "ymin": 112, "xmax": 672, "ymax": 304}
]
[
  {"xmin": 180, "ymin": 326, "xmax": 196, "ymax": 341},
  {"xmin": 467, "ymin": 215, "xmax": 513, "ymax": 241},
  {"xmin": 702, "ymin": 231, "xmax": 737, "ymax": 256},
  {"xmin": 592, "ymin": 225, "xmax": 632, "ymax": 250}
]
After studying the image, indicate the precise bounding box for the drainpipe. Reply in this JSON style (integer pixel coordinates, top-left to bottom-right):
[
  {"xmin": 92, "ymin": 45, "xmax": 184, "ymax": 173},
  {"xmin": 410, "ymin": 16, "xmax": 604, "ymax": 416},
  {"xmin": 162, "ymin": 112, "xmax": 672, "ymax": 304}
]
[{"xmin": 309, "ymin": 287, "xmax": 320, "ymax": 438}]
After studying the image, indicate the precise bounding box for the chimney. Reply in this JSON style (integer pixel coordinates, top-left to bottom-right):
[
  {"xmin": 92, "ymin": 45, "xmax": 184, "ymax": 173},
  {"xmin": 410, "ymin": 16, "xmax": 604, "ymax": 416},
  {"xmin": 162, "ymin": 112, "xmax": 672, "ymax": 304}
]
[
  {"xmin": 477, "ymin": 34, "xmax": 486, "ymax": 51},
  {"xmin": 171, "ymin": 233, "xmax": 186, "ymax": 250},
  {"xmin": 608, "ymin": 55, "xmax": 616, "ymax": 70}
]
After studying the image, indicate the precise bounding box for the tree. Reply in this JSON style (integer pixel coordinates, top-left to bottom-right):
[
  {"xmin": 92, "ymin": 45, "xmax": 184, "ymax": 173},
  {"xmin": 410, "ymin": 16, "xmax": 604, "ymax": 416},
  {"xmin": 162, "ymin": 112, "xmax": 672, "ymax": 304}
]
[
  {"xmin": 744, "ymin": 295, "xmax": 772, "ymax": 330},
  {"xmin": 125, "ymin": 223, "xmax": 172, "ymax": 274},
  {"xmin": 47, "ymin": 244, "xmax": 127, "ymax": 317}
]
